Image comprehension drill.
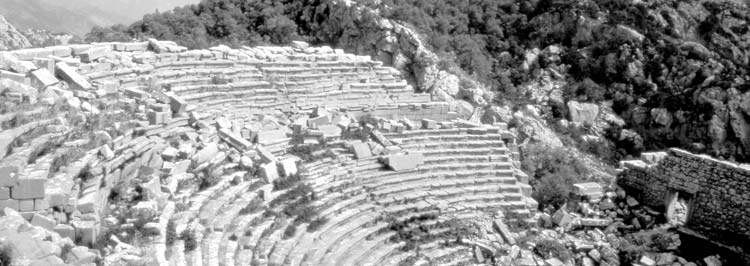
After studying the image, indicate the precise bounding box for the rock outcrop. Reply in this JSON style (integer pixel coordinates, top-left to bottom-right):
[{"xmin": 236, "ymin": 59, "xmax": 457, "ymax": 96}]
[{"xmin": 0, "ymin": 16, "xmax": 31, "ymax": 51}]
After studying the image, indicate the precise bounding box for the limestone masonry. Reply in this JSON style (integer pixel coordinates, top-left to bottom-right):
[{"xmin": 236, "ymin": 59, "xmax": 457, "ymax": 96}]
[
  {"xmin": 0, "ymin": 39, "xmax": 536, "ymax": 265},
  {"xmin": 619, "ymin": 148, "xmax": 750, "ymax": 243}
]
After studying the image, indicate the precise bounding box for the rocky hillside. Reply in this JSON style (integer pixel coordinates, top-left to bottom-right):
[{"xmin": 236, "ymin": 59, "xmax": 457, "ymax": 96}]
[
  {"xmin": 87, "ymin": 0, "xmax": 750, "ymax": 163},
  {"xmin": 0, "ymin": 16, "xmax": 31, "ymax": 50}
]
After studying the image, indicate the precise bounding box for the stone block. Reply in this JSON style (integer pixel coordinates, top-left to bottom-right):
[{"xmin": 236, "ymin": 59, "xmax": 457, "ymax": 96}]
[
  {"xmin": 493, "ymin": 219, "xmax": 517, "ymax": 245},
  {"xmin": 422, "ymin": 119, "xmax": 438, "ymax": 129},
  {"xmin": 100, "ymin": 145, "xmax": 114, "ymax": 160},
  {"xmin": 55, "ymin": 62, "xmax": 91, "ymax": 90},
  {"xmin": 216, "ymin": 117, "xmax": 232, "ymax": 129},
  {"xmin": 639, "ymin": 255, "xmax": 656, "ymax": 266},
  {"xmin": 33, "ymin": 57, "xmax": 56, "ymax": 73},
  {"xmin": 573, "ymin": 182, "xmax": 603, "ymax": 201},
  {"xmin": 260, "ymin": 163, "xmax": 279, "ymax": 184},
  {"xmin": 385, "ymin": 153, "xmax": 424, "ymax": 171},
  {"xmin": 31, "ymin": 213, "xmax": 56, "ymax": 229},
  {"xmin": 34, "ymin": 198, "xmax": 49, "ymax": 211},
  {"xmin": 18, "ymin": 199, "xmax": 34, "ymax": 212},
  {"xmin": 350, "ymin": 142, "xmax": 372, "ymax": 159},
  {"xmin": 579, "ymin": 218, "xmax": 610, "ymax": 227},
  {"xmin": 29, "ymin": 68, "xmax": 58, "ymax": 88},
  {"xmin": 170, "ymin": 160, "xmax": 191, "ymax": 176},
  {"xmin": 291, "ymin": 41, "xmax": 310, "ymax": 49},
  {"xmin": 257, "ymin": 130, "xmax": 287, "ymax": 145},
  {"xmin": 71, "ymin": 220, "xmax": 98, "ymax": 246},
  {"xmin": 169, "ymin": 95, "xmax": 187, "ymax": 114},
  {"xmin": 0, "ymin": 70, "xmax": 24, "ymax": 83},
  {"xmin": 370, "ymin": 130, "xmax": 392, "ymax": 147},
  {"xmin": 79, "ymin": 46, "xmax": 109, "ymax": 63},
  {"xmin": 11, "ymin": 177, "xmax": 45, "ymax": 200},
  {"xmin": 122, "ymin": 87, "xmax": 150, "ymax": 100},
  {"xmin": 0, "ymin": 165, "xmax": 18, "ymax": 187},
  {"xmin": 0, "ymin": 187, "xmax": 9, "ymax": 200},
  {"xmin": 308, "ymin": 115, "xmax": 331, "ymax": 128},
  {"xmin": 0, "ymin": 199, "xmax": 18, "ymax": 210},
  {"xmin": 54, "ymin": 224, "xmax": 75, "ymax": 240},
  {"xmin": 193, "ymin": 142, "xmax": 219, "ymax": 166},
  {"xmin": 318, "ymin": 125, "xmax": 342, "ymax": 138},
  {"xmin": 545, "ymin": 258, "xmax": 564, "ymax": 266},
  {"xmin": 218, "ymin": 128, "xmax": 253, "ymax": 151},
  {"xmin": 278, "ymin": 158, "xmax": 298, "ymax": 177},
  {"xmin": 552, "ymin": 209, "xmax": 574, "ymax": 228},
  {"xmin": 76, "ymin": 192, "xmax": 97, "ymax": 214}
]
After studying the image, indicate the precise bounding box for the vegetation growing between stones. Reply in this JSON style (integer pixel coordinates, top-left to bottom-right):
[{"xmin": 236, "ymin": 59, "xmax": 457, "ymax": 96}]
[
  {"xmin": 180, "ymin": 229, "xmax": 198, "ymax": 252},
  {"xmin": 533, "ymin": 239, "xmax": 573, "ymax": 262},
  {"xmin": 521, "ymin": 143, "xmax": 591, "ymax": 209},
  {"xmin": 90, "ymin": 0, "xmax": 750, "ymax": 161},
  {"xmin": 287, "ymin": 144, "xmax": 337, "ymax": 163},
  {"xmin": 0, "ymin": 242, "xmax": 12, "ymax": 266}
]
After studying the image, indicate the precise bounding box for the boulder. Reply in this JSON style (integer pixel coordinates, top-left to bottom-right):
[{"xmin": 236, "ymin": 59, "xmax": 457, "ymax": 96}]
[
  {"xmin": 651, "ymin": 108, "xmax": 673, "ymax": 127},
  {"xmin": 567, "ymin": 101, "xmax": 599, "ymax": 124}
]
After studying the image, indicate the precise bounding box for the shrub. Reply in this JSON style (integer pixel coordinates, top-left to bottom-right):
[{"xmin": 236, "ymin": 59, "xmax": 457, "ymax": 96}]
[
  {"xmin": 522, "ymin": 144, "xmax": 590, "ymax": 209},
  {"xmin": 166, "ymin": 220, "xmax": 177, "ymax": 246},
  {"xmin": 272, "ymin": 173, "xmax": 302, "ymax": 191},
  {"xmin": 283, "ymin": 224, "xmax": 297, "ymax": 239},
  {"xmin": 0, "ymin": 243, "xmax": 12, "ymax": 266},
  {"xmin": 307, "ymin": 217, "xmax": 328, "ymax": 232},
  {"xmin": 180, "ymin": 230, "xmax": 198, "ymax": 252},
  {"xmin": 534, "ymin": 239, "xmax": 573, "ymax": 262}
]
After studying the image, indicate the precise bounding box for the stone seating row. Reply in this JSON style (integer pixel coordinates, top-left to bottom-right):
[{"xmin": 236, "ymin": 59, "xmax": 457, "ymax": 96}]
[{"xmin": 247, "ymin": 128, "xmax": 527, "ymax": 265}]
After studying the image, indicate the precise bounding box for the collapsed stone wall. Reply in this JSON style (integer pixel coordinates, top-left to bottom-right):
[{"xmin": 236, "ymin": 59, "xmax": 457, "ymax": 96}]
[{"xmin": 618, "ymin": 148, "xmax": 750, "ymax": 242}]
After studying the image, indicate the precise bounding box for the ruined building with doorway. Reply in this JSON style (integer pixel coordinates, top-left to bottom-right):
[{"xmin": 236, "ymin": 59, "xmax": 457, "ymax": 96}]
[{"xmin": 618, "ymin": 148, "xmax": 750, "ymax": 261}]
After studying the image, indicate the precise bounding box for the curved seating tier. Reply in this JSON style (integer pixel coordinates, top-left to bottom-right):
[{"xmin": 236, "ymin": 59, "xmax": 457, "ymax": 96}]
[{"xmin": 0, "ymin": 40, "xmax": 527, "ymax": 266}]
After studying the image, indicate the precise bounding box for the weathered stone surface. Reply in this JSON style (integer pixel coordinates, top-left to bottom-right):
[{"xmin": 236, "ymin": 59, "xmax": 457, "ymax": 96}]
[
  {"xmin": 567, "ymin": 101, "xmax": 599, "ymax": 124},
  {"xmin": 260, "ymin": 163, "xmax": 279, "ymax": 183},
  {"xmin": 11, "ymin": 176, "xmax": 45, "ymax": 199},
  {"xmin": 619, "ymin": 148, "xmax": 750, "ymax": 241},
  {"xmin": 193, "ymin": 142, "xmax": 219, "ymax": 166},
  {"xmin": 493, "ymin": 219, "xmax": 517, "ymax": 245},
  {"xmin": 278, "ymin": 158, "xmax": 298, "ymax": 177},
  {"xmin": 572, "ymin": 182, "xmax": 603, "ymax": 201},
  {"xmin": 55, "ymin": 61, "xmax": 91, "ymax": 90},
  {"xmin": 257, "ymin": 130, "xmax": 287, "ymax": 145},
  {"xmin": 30, "ymin": 68, "xmax": 58, "ymax": 88},
  {"xmin": 384, "ymin": 153, "xmax": 424, "ymax": 171},
  {"xmin": 350, "ymin": 142, "xmax": 372, "ymax": 159},
  {"xmin": 71, "ymin": 220, "xmax": 98, "ymax": 246},
  {"xmin": 30, "ymin": 213, "xmax": 56, "ymax": 229}
]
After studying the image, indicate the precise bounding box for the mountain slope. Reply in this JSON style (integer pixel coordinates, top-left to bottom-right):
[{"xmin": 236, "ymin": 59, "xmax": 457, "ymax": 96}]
[
  {"xmin": 0, "ymin": 0, "xmax": 197, "ymax": 36},
  {"xmin": 0, "ymin": 15, "xmax": 31, "ymax": 50}
]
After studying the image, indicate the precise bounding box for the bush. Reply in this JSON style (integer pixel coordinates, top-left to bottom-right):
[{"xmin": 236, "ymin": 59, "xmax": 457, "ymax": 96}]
[
  {"xmin": 180, "ymin": 230, "xmax": 198, "ymax": 252},
  {"xmin": 534, "ymin": 239, "xmax": 573, "ymax": 262},
  {"xmin": 273, "ymin": 173, "xmax": 302, "ymax": 191},
  {"xmin": 0, "ymin": 243, "xmax": 12, "ymax": 266},
  {"xmin": 307, "ymin": 217, "xmax": 328, "ymax": 232},
  {"xmin": 522, "ymin": 144, "xmax": 590, "ymax": 209},
  {"xmin": 166, "ymin": 220, "xmax": 177, "ymax": 246},
  {"xmin": 283, "ymin": 224, "xmax": 297, "ymax": 239}
]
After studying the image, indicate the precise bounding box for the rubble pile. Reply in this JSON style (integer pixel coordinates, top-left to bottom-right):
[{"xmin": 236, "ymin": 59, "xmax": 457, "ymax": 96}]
[{"xmin": 489, "ymin": 182, "xmax": 727, "ymax": 266}]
